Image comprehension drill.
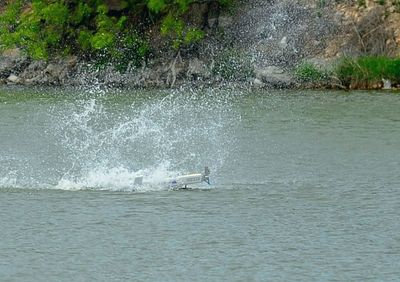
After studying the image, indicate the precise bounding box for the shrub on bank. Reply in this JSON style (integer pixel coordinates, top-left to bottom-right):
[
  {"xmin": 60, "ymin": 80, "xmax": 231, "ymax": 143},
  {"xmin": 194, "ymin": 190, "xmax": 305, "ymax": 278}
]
[
  {"xmin": 0, "ymin": 1, "xmax": 149, "ymax": 67},
  {"xmin": 294, "ymin": 62, "xmax": 330, "ymax": 84},
  {"xmin": 0, "ymin": 0, "xmax": 231, "ymax": 71},
  {"xmin": 335, "ymin": 56, "xmax": 400, "ymax": 89}
]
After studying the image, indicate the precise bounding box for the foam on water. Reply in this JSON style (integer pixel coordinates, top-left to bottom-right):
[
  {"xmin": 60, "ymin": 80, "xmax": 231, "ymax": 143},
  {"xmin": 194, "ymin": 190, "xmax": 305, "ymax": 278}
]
[
  {"xmin": 0, "ymin": 88, "xmax": 240, "ymax": 191},
  {"xmin": 0, "ymin": 174, "xmax": 17, "ymax": 189},
  {"xmin": 55, "ymin": 162, "xmax": 176, "ymax": 192}
]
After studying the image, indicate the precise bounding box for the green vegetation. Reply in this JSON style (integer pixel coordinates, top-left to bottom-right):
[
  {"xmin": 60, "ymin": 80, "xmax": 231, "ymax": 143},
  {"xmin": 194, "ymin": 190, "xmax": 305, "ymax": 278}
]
[
  {"xmin": 335, "ymin": 56, "xmax": 400, "ymax": 88},
  {"xmin": 0, "ymin": 0, "xmax": 149, "ymax": 70},
  {"xmin": 358, "ymin": 0, "xmax": 366, "ymax": 7},
  {"xmin": 160, "ymin": 14, "xmax": 204, "ymax": 50},
  {"xmin": 0, "ymin": 0, "xmax": 232, "ymax": 71},
  {"xmin": 294, "ymin": 62, "xmax": 330, "ymax": 84},
  {"xmin": 392, "ymin": 0, "xmax": 400, "ymax": 12},
  {"xmin": 293, "ymin": 57, "xmax": 400, "ymax": 89}
]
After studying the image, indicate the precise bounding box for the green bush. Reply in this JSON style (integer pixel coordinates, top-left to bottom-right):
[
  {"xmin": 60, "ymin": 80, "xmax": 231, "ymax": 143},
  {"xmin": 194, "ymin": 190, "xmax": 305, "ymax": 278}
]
[
  {"xmin": 335, "ymin": 56, "xmax": 400, "ymax": 88},
  {"xmin": 0, "ymin": 0, "xmax": 150, "ymax": 67},
  {"xmin": 294, "ymin": 62, "xmax": 329, "ymax": 83},
  {"xmin": 160, "ymin": 15, "xmax": 204, "ymax": 50},
  {"xmin": 0, "ymin": 0, "xmax": 232, "ymax": 70}
]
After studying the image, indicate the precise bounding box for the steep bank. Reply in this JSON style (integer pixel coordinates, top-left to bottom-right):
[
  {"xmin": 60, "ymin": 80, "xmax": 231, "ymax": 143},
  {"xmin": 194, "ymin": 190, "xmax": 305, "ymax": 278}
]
[{"xmin": 1, "ymin": 0, "xmax": 400, "ymax": 89}]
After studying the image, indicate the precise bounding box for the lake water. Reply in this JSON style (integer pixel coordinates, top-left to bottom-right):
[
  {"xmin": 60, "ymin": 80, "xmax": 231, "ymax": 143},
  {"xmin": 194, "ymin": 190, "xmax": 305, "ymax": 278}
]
[{"xmin": 1, "ymin": 87, "xmax": 399, "ymax": 281}]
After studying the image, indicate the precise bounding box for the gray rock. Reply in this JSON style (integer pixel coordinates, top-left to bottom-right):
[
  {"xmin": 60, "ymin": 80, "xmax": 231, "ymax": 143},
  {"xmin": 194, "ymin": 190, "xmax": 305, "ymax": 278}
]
[
  {"xmin": 255, "ymin": 66, "xmax": 294, "ymax": 87},
  {"xmin": 218, "ymin": 16, "xmax": 233, "ymax": 29},
  {"xmin": 25, "ymin": 75, "xmax": 45, "ymax": 85},
  {"xmin": 45, "ymin": 63, "xmax": 62, "ymax": 77},
  {"xmin": 21, "ymin": 61, "xmax": 46, "ymax": 78},
  {"xmin": 255, "ymin": 66, "xmax": 283, "ymax": 79},
  {"xmin": 18, "ymin": 57, "xmax": 79, "ymax": 85},
  {"xmin": 187, "ymin": 58, "xmax": 210, "ymax": 79},
  {"xmin": 44, "ymin": 62, "xmax": 70, "ymax": 84},
  {"xmin": 7, "ymin": 74, "xmax": 21, "ymax": 84},
  {"xmin": 20, "ymin": 61, "xmax": 46, "ymax": 84},
  {"xmin": 279, "ymin": 36, "xmax": 288, "ymax": 49},
  {"xmin": 253, "ymin": 78, "xmax": 264, "ymax": 87},
  {"xmin": 2, "ymin": 48, "xmax": 22, "ymax": 58}
]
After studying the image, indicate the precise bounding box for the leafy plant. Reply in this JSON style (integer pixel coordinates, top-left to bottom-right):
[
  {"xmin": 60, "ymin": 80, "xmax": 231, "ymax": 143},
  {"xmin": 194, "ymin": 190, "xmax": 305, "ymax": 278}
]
[
  {"xmin": 335, "ymin": 56, "xmax": 400, "ymax": 88},
  {"xmin": 295, "ymin": 62, "xmax": 329, "ymax": 83},
  {"xmin": 0, "ymin": 0, "xmax": 233, "ymax": 69},
  {"xmin": 0, "ymin": 0, "xmax": 150, "ymax": 68},
  {"xmin": 160, "ymin": 15, "xmax": 204, "ymax": 50}
]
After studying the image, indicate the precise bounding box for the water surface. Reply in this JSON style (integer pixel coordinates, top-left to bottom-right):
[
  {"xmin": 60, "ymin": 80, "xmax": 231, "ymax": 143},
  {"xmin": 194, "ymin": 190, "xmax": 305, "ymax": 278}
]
[{"xmin": 1, "ymin": 87, "xmax": 399, "ymax": 281}]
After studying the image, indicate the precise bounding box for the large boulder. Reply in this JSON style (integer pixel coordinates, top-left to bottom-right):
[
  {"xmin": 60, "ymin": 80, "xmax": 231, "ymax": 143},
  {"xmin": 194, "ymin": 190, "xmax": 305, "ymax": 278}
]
[
  {"xmin": 254, "ymin": 66, "xmax": 295, "ymax": 88},
  {"xmin": 7, "ymin": 74, "xmax": 21, "ymax": 84}
]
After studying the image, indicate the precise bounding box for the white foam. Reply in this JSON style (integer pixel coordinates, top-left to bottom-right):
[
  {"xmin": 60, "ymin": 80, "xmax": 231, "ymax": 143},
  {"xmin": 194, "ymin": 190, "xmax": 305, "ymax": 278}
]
[
  {"xmin": 55, "ymin": 162, "xmax": 179, "ymax": 192},
  {"xmin": 0, "ymin": 176, "xmax": 17, "ymax": 188},
  {"xmin": 3, "ymin": 89, "xmax": 240, "ymax": 192}
]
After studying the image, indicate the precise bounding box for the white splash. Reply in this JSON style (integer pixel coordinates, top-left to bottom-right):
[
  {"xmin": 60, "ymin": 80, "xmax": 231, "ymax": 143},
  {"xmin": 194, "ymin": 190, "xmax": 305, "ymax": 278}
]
[
  {"xmin": 0, "ymin": 175, "xmax": 17, "ymax": 188},
  {"xmin": 3, "ymin": 89, "xmax": 241, "ymax": 192},
  {"xmin": 55, "ymin": 162, "xmax": 177, "ymax": 192}
]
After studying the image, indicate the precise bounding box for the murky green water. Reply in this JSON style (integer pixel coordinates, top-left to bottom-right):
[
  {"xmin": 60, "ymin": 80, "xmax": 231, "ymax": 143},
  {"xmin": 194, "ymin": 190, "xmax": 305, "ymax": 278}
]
[{"xmin": 1, "ymin": 87, "xmax": 399, "ymax": 281}]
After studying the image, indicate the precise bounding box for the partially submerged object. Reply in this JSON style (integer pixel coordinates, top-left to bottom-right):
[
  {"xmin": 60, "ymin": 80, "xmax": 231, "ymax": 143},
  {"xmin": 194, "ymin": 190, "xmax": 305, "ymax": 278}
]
[{"xmin": 134, "ymin": 167, "xmax": 211, "ymax": 189}]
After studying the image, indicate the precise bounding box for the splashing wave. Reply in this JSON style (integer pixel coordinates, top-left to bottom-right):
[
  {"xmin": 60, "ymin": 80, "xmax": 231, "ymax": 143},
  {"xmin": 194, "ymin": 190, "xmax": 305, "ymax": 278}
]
[{"xmin": 1, "ymin": 89, "xmax": 241, "ymax": 192}]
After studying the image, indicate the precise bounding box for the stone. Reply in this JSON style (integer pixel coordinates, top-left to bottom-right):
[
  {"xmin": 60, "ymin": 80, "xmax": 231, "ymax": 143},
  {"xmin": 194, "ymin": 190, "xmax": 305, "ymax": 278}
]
[
  {"xmin": 255, "ymin": 66, "xmax": 283, "ymax": 79},
  {"xmin": 218, "ymin": 16, "xmax": 233, "ymax": 28},
  {"xmin": 19, "ymin": 61, "xmax": 46, "ymax": 82},
  {"xmin": 45, "ymin": 63, "xmax": 62, "ymax": 77},
  {"xmin": 253, "ymin": 78, "xmax": 264, "ymax": 87},
  {"xmin": 187, "ymin": 58, "xmax": 210, "ymax": 79},
  {"xmin": 254, "ymin": 66, "xmax": 294, "ymax": 88},
  {"xmin": 7, "ymin": 74, "xmax": 20, "ymax": 84},
  {"xmin": 2, "ymin": 48, "xmax": 22, "ymax": 59},
  {"xmin": 279, "ymin": 36, "xmax": 288, "ymax": 49}
]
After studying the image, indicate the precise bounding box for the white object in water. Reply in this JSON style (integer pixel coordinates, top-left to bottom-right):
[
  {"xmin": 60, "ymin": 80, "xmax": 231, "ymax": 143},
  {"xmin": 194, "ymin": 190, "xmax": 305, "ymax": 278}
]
[{"xmin": 134, "ymin": 167, "xmax": 210, "ymax": 189}]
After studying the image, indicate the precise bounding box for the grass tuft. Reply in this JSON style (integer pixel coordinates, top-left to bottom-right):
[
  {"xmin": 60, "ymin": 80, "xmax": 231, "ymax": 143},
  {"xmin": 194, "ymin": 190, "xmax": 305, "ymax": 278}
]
[{"xmin": 335, "ymin": 56, "xmax": 400, "ymax": 89}]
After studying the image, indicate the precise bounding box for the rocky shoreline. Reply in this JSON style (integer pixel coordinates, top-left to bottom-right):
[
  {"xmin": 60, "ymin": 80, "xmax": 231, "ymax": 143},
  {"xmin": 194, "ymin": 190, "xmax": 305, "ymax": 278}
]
[
  {"xmin": 1, "ymin": 0, "xmax": 399, "ymax": 90},
  {"xmin": 0, "ymin": 49, "xmax": 301, "ymax": 89}
]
